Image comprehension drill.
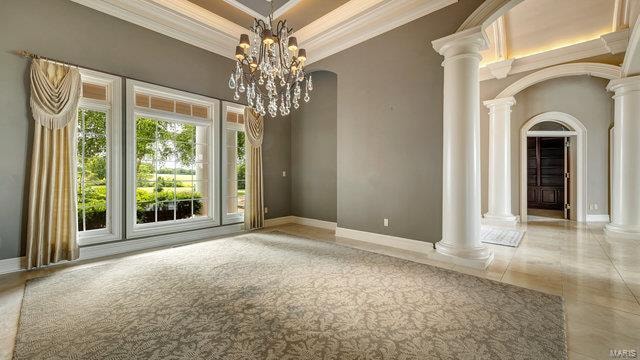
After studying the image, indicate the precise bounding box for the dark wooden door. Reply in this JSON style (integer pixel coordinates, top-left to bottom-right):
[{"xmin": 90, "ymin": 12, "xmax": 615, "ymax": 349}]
[{"xmin": 527, "ymin": 137, "xmax": 566, "ymax": 210}]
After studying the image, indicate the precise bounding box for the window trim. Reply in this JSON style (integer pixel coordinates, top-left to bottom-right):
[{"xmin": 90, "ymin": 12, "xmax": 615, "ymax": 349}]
[
  {"xmin": 77, "ymin": 69, "xmax": 123, "ymax": 246},
  {"xmin": 222, "ymin": 102, "xmax": 247, "ymax": 225},
  {"xmin": 125, "ymin": 80, "xmax": 221, "ymax": 238}
]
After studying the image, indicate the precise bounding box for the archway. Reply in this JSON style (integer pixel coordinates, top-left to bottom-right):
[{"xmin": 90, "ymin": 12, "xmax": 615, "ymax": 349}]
[
  {"xmin": 520, "ymin": 112, "xmax": 587, "ymax": 222},
  {"xmin": 496, "ymin": 63, "xmax": 621, "ymax": 99},
  {"xmin": 483, "ymin": 63, "xmax": 619, "ymax": 224}
]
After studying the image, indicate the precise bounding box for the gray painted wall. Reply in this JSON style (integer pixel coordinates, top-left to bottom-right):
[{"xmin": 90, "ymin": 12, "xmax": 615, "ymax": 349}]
[
  {"xmin": 306, "ymin": 0, "xmax": 484, "ymax": 243},
  {"xmin": 291, "ymin": 71, "xmax": 338, "ymax": 222},
  {"xmin": 480, "ymin": 75, "xmax": 615, "ymax": 217},
  {"xmin": 0, "ymin": 0, "xmax": 291, "ymax": 260}
]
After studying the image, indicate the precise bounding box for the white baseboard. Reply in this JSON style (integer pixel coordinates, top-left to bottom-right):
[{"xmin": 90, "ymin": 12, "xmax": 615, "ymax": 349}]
[
  {"xmin": 265, "ymin": 217, "xmax": 431, "ymax": 253},
  {"xmin": 264, "ymin": 216, "xmax": 337, "ymax": 230},
  {"xmin": 335, "ymin": 227, "xmax": 433, "ymax": 254},
  {"xmin": 292, "ymin": 216, "xmax": 337, "ymax": 230},
  {"xmin": 264, "ymin": 216, "xmax": 296, "ymax": 227},
  {"xmin": 0, "ymin": 224, "xmax": 245, "ymax": 276},
  {"xmin": 0, "ymin": 257, "xmax": 24, "ymax": 276},
  {"xmin": 586, "ymin": 214, "xmax": 610, "ymax": 222}
]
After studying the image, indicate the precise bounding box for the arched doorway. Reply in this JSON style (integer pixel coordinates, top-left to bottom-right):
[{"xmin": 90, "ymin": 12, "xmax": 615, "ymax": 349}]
[{"xmin": 520, "ymin": 112, "xmax": 587, "ymax": 222}]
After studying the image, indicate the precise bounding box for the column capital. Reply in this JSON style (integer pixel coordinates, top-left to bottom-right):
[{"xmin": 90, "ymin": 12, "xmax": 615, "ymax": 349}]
[
  {"xmin": 607, "ymin": 74, "xmax": 640, "ymax": 93},
  {"xmin": 432, "ymin": 26, "xmax": 488, "ymax": 57},
  {"xmin": 483, "ymin": 96, "xmax": 516, "ymax": 109}
]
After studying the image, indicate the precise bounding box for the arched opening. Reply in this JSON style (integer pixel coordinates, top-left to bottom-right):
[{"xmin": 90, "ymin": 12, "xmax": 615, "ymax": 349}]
[{"xmin": 520, "ymin": 112, "xmax": 587, "ymax": 222}]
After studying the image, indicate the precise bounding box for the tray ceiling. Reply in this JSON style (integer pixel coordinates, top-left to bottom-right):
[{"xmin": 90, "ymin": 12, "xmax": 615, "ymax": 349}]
[{"xmin": 187, "ymin": 0, "xmax": 349, "ymax": 30}]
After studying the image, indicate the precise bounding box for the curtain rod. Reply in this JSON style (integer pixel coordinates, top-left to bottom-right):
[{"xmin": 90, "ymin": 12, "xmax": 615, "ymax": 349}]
[
  {"xmin": 16, "ymin": 50, "xmax": 80, "ymax": 69},
  {"xmin": 14, "ymin": 49, "xmax": 240, "ymax": 105}
]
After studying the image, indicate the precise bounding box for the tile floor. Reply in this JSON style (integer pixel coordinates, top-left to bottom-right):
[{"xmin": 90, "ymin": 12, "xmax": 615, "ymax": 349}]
[{"xmin": 1, "ymin": 220, "xmax": 639, "ymax": 359}]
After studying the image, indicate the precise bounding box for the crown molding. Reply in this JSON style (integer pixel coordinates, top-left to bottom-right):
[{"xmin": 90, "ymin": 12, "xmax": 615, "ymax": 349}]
[
  {"xmin": 70, "ymin": 0, "xmax": 246, "ymax": 60},
  {"xmin": 70, "ymin": 0, "xmax": 458, "ymax": 64},
  {"xmin": 300, "ymin": 0, "xmax": 458, "ymax": 64},
  {"xmin": 480, "ymin": 30, "xmax": 629, "ymax": 81}
]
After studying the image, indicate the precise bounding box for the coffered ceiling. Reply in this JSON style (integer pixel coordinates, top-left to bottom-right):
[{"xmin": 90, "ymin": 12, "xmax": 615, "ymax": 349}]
[{"xmin": 479, "ymin": 0, "xmax": 638, "ymax": 80}]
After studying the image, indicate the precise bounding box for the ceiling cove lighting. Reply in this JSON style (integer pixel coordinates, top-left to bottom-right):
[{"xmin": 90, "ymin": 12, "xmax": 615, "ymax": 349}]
[{"xmin": 228, "ymin": 0, "xmax": 313, "ymax": 117}]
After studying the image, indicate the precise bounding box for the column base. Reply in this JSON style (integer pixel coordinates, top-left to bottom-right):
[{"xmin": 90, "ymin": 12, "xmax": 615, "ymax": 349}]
[
  {"xmin": 433, "ymin": 240, "xmax": 494, "ymax": 269},
  {"xmin": 483, "ymin": 213, "xmax": 519, "ymax": 227},
  {"xmin": 604, "ymin": 223, "xmax": 640, "ymax": 239}
]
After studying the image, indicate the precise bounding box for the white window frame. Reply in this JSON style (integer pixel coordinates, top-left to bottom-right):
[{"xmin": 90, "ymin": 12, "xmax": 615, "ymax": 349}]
[
  {"xmin": 126, "ymin": 80, "xmax": 220, "ymax": 238},
  {"xmin": 77, "ymin": 69, "xmax": 123, "ymax": 245},
  {"xmin": 222, "ymin": 102, "xmax": 247, "ymax": 224}
]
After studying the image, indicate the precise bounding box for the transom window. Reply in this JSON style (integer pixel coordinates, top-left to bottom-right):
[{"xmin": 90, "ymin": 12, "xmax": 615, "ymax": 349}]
[
  {"xmin": 126, "ymin": 80, "xmax": 220, "ymax": 238},
  {"xmin": 76, "ymin": 70, "xmax": 122, "ymax": 245}
]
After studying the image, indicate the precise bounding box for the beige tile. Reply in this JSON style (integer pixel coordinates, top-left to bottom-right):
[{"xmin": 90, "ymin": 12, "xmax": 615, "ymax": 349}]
[
  {"xmin": 564, "ymin": 283, "xmax": 640, "ymax": 315},
  {"xmin": 501, "ymin": 269, "xmax": 563, "ymax": 296},
  {"xmin": 568, "ymin": 321, "xmax": 640, "ymax": 360},
  {"xmin": 568, "ymin": 350, "xmax": 597, "ymax": 360},
  {"xmin": 566, "ymin": 302, "xmax": 640, "ymax": 338}
]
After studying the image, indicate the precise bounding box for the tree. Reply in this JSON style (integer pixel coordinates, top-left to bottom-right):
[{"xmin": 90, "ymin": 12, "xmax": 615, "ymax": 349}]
[{"xmin": 135, "ymin": 118, "xmax": 197, "ymax": 174}]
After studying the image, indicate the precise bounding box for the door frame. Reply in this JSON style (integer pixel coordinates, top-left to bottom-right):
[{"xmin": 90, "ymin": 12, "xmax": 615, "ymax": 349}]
[{"xmin": 520, "ymin": 112, "xmax": 587, "ymax": 222}]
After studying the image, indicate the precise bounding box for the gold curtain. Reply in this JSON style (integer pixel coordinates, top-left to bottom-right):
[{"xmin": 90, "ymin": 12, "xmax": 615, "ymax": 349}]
[
  {"xmin": 244, "ymin": 108, "xmax": 265, "ymax": 230},
  {"xmin": 26, "ymin": 59, "xmax": 81, "ymax": 269}
]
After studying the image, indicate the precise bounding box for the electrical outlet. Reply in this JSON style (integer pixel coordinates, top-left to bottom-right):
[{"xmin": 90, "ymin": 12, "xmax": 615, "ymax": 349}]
[
  {"xmin": 264, "ymin": 207, "xmax": 269, "ymax": 214},
  {"xmin": 594, "ymin": 204, "xmax": 598, "ymax": 210},
  {"xmin": 384, "ymin": 218, "xmax": 389, "ymax": 227},
  {"xmin": 282, "ymin": 170, "xmax": 287, "ymax": 177}
]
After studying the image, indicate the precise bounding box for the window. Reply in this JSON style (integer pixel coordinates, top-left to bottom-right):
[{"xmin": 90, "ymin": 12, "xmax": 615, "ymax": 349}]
[
  {"xmin": 77, "ymin": 69, "xmax": 122, "ymax": 245},
  {"xmin": 222, "ymin": 103, "xmax": 247, "ymax": 224},
  {"xmin": 126, "ymin": 80, "xmax": 220, "ymax": 238}
]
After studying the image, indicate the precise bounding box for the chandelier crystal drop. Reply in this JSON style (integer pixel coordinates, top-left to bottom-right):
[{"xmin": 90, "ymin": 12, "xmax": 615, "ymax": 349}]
[{"xmin": 228, "ymin": 0, "xmax": 313, "ymax": 117}]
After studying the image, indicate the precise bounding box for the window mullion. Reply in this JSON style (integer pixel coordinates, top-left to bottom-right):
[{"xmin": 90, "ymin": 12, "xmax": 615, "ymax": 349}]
[
  {"xmin": 154, "ymin": 121, "xmax": 159, "ymax": 224},
  {"xmin": 173, "ymin": 149, "xmax": 177, "ymax": 221},
  {"xmin": 81, "ymin": 109, "xmax": 87, "ymax": 232}
]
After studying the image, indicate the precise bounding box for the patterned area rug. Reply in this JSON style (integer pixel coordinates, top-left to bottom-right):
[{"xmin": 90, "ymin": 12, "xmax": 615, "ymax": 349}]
[
  {"xmin": 14, "ymin": 232, "xmax": 565, "ymax": 360},
  {"xmin": 481, "ymin": 226, "xmax": 526, "ymax": 247}
]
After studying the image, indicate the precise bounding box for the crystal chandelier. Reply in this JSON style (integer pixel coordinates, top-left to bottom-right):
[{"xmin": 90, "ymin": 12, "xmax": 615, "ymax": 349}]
[{"xmin": 228, "ymin": 0, "xmax": 313, "ymax": 118}]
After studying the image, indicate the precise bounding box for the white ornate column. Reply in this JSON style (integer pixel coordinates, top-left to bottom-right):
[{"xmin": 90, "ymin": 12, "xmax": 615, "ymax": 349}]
[
  {"xmin": 432, "ymin": 27, "xmax": 494, "ymax": 269},
  {"xmin": 606, "ymin": 75, "xmax": 640, "ymax": 238},
  {"xmin": 483, "ymin": 97, "xmax": 518, "ymax": 224}
]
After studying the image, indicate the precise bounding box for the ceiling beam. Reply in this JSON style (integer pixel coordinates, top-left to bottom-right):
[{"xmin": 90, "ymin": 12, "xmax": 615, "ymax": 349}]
[
  {"xmin": 480, "ymin": 30, "xmax": 630, "ymax": 81},
  {"xmin": 297, "ymin": 0, "xmax": 457, "ymax": 64}
]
